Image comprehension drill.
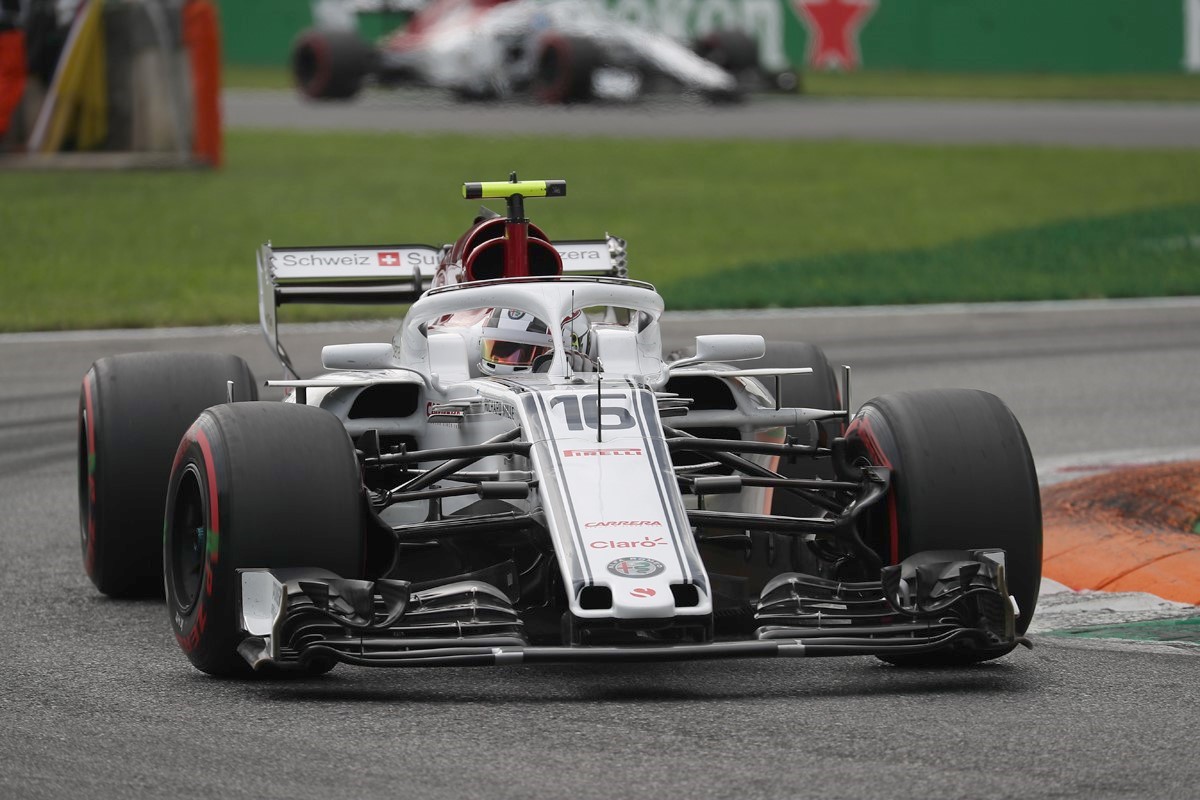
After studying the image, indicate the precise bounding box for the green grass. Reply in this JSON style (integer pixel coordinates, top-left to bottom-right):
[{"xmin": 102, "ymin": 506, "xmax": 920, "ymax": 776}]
[
  {"xmin": 222, "ymin": 64, "xmax": 1200, "ymax": 102},
  {"xmin": 665, "ymin": 204, "xmax": 1200, "ymax": 309},
  {"xmin": 802, "ymin": 70, "xmax": 1200, "ymax": 103},
  {"xmin": 2, "ymin": 130, "xmax": 1199, "ymax": 331},
  {"xmin": 223, "ymin": 65, "xmax": 294, "ymax": 91}
]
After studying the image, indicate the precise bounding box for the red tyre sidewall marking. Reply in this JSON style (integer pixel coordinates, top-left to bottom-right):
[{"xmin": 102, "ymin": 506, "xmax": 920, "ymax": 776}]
[
  {"xmin": 174, "ymin": 424, "xmax": 221, "ymax": 654},
  {"xmin": 846, "ymin": 413, "xmax": 899, "ymax": 565},
  {"xmin": 537, "ymin": 35, "xmax": 571, "ymax": 104},
  {"xmin": 81, "ymin": 374, "xmax": 97, "ymax": 577},
  {"xmin": 306, "ymin": 35, "xmax": 331, "ymax": 98}
]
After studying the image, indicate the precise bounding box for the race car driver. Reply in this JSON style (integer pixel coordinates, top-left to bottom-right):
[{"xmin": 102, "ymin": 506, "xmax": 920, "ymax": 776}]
[{"xmin": 478, "ymin": 307, "xmax": 597, "ymax": 374}]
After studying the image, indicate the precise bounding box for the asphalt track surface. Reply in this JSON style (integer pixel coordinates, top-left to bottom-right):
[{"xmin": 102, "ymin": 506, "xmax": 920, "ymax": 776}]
[
  {"xmin": 224, "ymin": 88, "xmax": 1200, "ymax": 147},
  {"xmin": 2, "ymin": 298, "xmax": 1199, "ymax": 799}
]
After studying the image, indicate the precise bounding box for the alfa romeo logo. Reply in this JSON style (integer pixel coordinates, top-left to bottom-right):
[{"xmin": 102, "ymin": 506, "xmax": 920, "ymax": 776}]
[{"xmin": 607, "ymin": 557, "xmax": 665, "ymax": 578}]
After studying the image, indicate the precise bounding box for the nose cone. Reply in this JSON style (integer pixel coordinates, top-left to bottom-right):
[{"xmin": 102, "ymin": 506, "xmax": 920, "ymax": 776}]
[{"xmin": 604, "ymin": 557, "xmax": 676, "ymax": 617}]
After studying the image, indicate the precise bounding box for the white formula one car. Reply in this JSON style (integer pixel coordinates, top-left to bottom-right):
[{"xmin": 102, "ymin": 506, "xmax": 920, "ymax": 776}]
[
  {"xmin": 292, "ymin": 0, "xmax": 796, "ymax": 103},
  {"xmin": 78, "ymin": 177, "xmax": 1041, "ymax": 676}
]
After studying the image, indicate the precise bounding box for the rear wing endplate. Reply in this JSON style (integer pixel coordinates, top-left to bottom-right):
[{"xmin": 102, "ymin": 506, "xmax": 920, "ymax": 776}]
[{"xmin": 257, "ymin": 236, "xmax": 628, "ymax": 378}]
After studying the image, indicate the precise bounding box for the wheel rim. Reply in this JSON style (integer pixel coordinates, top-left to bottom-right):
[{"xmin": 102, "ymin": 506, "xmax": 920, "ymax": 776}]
[{"xmin": 169, "ymin": 465, "xmax": 208, "ymax": 613}]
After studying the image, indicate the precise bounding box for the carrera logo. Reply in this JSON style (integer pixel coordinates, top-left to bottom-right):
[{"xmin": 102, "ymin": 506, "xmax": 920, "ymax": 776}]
[
  {"xmin": 585, "ymin": 520, "xmax": 663, "ymax": 528},
  {"xmin": 377, "ymin": 251, "xmax": 401, "ymax": 266},
  {"xmin": 589, "ymin": 536, "xmax": 667, "ymax": 550},
  {"xmin": 562, "ymin": 448, "xmax": 643, "ymax": 457},
  {"xmin": 278, "ymin": 253, "xmax": 372, "ymax": 268}
]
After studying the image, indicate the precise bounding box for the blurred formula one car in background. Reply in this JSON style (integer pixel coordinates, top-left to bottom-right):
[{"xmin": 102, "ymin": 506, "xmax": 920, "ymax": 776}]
[
  {"xmin": 78, "ymin": 175, "xmax": 1043, "ymax": 677},
  {"xmin": 292, "ymin": 0, "xmax": 798, "ymax": 103}
]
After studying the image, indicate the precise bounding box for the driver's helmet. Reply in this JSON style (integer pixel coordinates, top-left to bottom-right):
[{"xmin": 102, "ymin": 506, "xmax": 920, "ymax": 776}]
[
  {"xmin": 561, "ymin": 309, "xmax": 598, "ymax": 370},
  {"xmin": 479, "ymin": 308, "xmax": 554, "ymax": 374}
]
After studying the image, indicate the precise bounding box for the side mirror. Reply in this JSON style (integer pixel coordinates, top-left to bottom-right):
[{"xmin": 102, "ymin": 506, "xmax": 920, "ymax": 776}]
[
  {"xmin": 672, "ymin": 334, "xmax": 765, "ymax": 369},
  {"xmin": 321, "ymin": 343, "xmax": 397, "ymax": 371}
]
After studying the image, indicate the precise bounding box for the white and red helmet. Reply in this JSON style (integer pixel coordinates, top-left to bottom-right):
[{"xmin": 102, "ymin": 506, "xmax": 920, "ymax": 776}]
[
  {"xmin": 479, "ymin": 308, "xmax": 554, "ymax": 374},
  {"xmin": 560, "ymin": 309, "xmax": 598, "ymax": 370}
]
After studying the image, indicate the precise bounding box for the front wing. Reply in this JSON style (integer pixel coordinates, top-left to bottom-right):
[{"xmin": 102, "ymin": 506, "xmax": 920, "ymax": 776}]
[{"xmin": 236, "ymin": 549, "xmax": 1027, "ymax": 669}]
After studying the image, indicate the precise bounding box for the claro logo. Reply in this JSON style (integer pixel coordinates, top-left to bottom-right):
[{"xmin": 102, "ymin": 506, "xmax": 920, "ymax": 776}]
[
  {"xmin": 562, "ymin": 448, "xmax": 643, "ymax": 457},
  {"xmin": 589, "ymin": 536, "xmax": 668, "ymax": 550}
]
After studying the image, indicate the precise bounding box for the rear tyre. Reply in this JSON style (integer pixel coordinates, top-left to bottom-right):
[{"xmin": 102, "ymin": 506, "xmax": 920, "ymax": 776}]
[
  {"xmin": 532, "ymin": 34, "xmax": 603, "ymax": 104},
  {"xmin": 292, "ymin": 28, "xmax": 375, "ymax": 100},
  {"xmin": 758, "ymin": 341, "xmax": 842, "ymax": 517},
  {"xmin": 164, "ymin": 402, "xmax": 364, "ymax": 677},
  {"xmin": 693, "ymin": 30, "xmax": 759, "ymax": 74},
  {"xmin": 694, "ymin": 29, "xmax": 756, "ymax": 104},
  {"xmin": 78, "ymin": 353, "xmax": 257, "ymax": 597},
  {"xmin": 845, "ymin": 389, "xmax": 1042, "ymax": 665}
]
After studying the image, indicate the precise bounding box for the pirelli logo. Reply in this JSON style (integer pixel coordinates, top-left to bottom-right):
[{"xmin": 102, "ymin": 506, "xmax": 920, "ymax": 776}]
[{"xmin": 562, "ymin": 448, "xmax": 643, "ymax": 457}]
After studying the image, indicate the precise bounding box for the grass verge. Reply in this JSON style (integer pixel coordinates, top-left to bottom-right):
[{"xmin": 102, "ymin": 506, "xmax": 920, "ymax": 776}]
[
  {"xmin": 802, "ymin": 70, "xmax": 1200, "ymax": 102},
  {"xmin": 223, "ymin": 65, "xmax": 294, "ymax": 91},
  {"xmin": 2, "ymin": 130, "xmax": 1198, "ymax": 331},
  {"xmin": 664, "ymin": 204, "xmax": 1200, "ymax": 309}
]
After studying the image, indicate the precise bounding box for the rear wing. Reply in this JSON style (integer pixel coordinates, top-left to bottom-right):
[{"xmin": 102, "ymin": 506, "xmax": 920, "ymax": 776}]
[{"xmin": 257, "ymin": 236, "xmax": 629, "ymax": 377}]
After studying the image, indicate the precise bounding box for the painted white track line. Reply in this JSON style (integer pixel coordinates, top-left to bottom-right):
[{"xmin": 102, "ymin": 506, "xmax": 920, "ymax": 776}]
[
  {"xmin": 1038, "ymin": 446, "xmax": 1200, "ymax": 486},
  {"xmin": 1030, "ymin": 578, "xmax": 1197, "ymax": 636}
]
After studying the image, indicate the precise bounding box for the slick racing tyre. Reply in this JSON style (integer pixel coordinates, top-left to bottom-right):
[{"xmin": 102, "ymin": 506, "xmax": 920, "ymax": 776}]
[
  {"xmin": 845, "ymin": 389, "xmax": 1042, "ymax": 665},
  {"xmin": 693, "ymin": 30, "xmax": 759, "ymax": 74},
  {"xmin": 79, "ymin": 352, "xmax": 257, "ymax": 597},
  {"xmin": 532, "ymin": 34, "xmax": 603, "ymax": 104},
  {"xmin": 759, "ymin": 341, "xmax": 843, "ymax": 518},
  {"xmin": 164, "ymin": 402, "xmax": 364, "ymax": 677},
  {"xmin": 292, "ymin": 28, "xmax": 375, "ymax": 100},
  {"xmin": 694, "ymin": 30, "xmax": 756, "ymax": 103}
]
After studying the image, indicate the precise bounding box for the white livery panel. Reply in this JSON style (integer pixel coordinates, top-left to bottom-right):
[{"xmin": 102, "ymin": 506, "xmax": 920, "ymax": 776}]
[{"xmin": 515, "ymin": 382, "xmax": 711, "ymax": 620}]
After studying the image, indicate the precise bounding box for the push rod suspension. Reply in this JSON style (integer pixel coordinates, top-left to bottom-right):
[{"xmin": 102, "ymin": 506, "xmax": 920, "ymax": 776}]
[
  {"xmin": 664, "ymin": 436, "xmax": 824, "ymax": 458},
  {"xmin": 364, "ymin": 432, "xmax": 528, "ymax": 467},
  {"xmin": 687, "ymin": 509, "xmax": 840, "ymax": 534},
  {"xmin": 389, "ymin": 429, "xmax": 527, "ymax": 494},
  {"xmin": 392, "ymin": 511, "xmax": 537, "ymax": 540},
  {"xmin": 663, "ymin": 426, "xmax": 847, "ymax": 514}
]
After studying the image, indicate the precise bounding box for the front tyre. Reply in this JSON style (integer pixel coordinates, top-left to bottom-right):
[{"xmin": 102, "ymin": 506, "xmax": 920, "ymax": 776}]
[
  {"xmin": 165, "ymin": 402, "xmax": 364, "ymax": 676},
  {"xmin": 846, "ymin": 389, "xmax": 1042, "ymax": 665}
]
